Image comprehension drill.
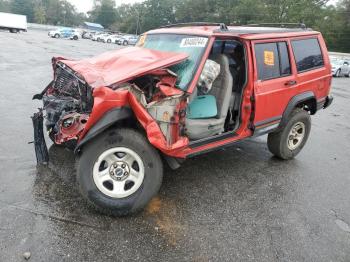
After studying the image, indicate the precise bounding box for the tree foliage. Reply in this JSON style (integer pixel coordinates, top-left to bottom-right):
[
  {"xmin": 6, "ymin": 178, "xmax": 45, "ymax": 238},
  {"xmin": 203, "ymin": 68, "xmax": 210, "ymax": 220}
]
[
  {"xmin": 0, "ymin": 0, "xmax": 86, "ymax": 26},
  {"xmin": 0, "ymin": 0, "xmax": 349, "ymax": 52}
]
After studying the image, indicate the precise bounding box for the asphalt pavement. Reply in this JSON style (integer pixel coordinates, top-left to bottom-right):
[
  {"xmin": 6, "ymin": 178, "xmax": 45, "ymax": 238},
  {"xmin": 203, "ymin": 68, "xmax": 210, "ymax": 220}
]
[{"xmin": 0, "ymin": 30, "xmax": 349, "ymax": 262}]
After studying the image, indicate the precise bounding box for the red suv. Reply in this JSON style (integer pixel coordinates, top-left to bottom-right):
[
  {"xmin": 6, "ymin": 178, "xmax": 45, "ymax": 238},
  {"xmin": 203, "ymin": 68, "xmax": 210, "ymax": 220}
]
[{"xmin": 32, "ymin": 23, "xmax": 333, "ymax": 216}]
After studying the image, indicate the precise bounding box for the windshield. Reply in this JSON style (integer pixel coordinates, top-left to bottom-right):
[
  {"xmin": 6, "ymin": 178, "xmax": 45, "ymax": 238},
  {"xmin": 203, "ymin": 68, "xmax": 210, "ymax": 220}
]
[{"xmin": 141, "ymin": 34, "xmax": 208, "ymax": 90}]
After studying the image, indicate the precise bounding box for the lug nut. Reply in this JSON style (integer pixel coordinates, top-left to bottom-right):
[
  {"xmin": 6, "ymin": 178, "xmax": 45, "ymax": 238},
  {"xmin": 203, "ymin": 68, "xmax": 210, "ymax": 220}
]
[
  {"xmin": 121, "ymin": 164, "xmax": 126, "ymax": 168},
  {"xmin": 124, "ymin": 172, "xmax": 128, "ymax": 176},
  {"xmin": 113, "ymin": 164, "xmax": 118, "ymax": 168}
]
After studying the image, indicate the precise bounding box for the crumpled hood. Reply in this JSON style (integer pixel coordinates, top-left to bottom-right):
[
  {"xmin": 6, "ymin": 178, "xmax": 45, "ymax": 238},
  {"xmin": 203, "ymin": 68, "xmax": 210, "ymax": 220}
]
[{"xmin": 56, "ymin": 47, "xmax": 189, "ymax": 88}]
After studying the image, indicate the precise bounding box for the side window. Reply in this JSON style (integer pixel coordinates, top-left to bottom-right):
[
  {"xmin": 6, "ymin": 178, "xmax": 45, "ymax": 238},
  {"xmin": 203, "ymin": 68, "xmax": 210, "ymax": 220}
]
[
  {"xmin": 291, "ymin": 38, "xmax": 324, "ymax": 72},
  {"xmin": 255, "ymin": 42, "xmax": 291, "ymax": 80},
  {"xmin": 278, "ymin": 42, "xmax": 291, "ymax": 76}
]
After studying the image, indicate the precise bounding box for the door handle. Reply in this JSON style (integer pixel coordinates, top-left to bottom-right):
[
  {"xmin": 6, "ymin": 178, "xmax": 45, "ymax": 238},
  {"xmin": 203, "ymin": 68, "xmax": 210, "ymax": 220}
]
[{"xmin": 285, "ymin": 80, "xmax": 297, "ymax": 86}]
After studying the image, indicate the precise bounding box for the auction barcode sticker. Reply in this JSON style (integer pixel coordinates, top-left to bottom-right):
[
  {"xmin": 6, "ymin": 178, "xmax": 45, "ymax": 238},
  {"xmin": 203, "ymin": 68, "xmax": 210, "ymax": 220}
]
[{"xmin": 180, "ymin": 37, "xmax": 208, "ymax": 48}]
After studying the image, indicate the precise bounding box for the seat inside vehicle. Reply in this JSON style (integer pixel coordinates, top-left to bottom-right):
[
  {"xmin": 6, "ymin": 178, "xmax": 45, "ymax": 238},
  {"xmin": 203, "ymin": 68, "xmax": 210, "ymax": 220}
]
[
  {"xmin": 185, "ymin": 54, "xmax": 233, "ymax": 140},
  {"xmin": 185, "ymin": 40, "xmax": 246, "ymax": 141}
]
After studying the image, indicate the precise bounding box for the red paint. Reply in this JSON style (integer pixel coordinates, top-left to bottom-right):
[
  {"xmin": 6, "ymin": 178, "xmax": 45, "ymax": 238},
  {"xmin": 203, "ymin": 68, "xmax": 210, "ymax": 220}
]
[
  {"xmin": 56, "ymin": 47, "xmax": 188, "ymax": 88},
  {"xmin": 55, "ymin": 113, "xmax": 89, "ymax": 144},
  {"xmin": 52, "ymin": 26, "xmax": 332, "ymax": 159}
]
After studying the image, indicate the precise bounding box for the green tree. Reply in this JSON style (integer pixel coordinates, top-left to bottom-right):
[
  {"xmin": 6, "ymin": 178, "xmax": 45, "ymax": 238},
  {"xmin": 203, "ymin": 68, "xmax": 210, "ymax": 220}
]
[
  {"xmin": 89, "ymin": 0, "xmax": 117, "ymax": 28},
  {"xmin": 10, "ymin": 0, "xmax": 35, "ymax": 22},
  {"xmin": 34, "ymin": 3, "xmax": 46, "ymax": 24},
  {"xmin": 0, "ymin": 0, "xmax": 11, "ymax": 12}
]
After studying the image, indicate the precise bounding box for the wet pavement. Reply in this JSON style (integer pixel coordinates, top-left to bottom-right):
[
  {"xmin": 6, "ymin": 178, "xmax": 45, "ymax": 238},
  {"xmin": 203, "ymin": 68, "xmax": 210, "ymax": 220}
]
[{"xmin": 0, "ymin": 30, "xmax": 350, "ymax": 262}]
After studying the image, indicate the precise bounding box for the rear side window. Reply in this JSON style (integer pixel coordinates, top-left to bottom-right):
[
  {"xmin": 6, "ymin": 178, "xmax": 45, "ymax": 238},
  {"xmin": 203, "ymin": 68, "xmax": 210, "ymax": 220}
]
[
  {"xmin": 291, "ymin": 38, "xmax": 324, "ymax": 72},
  {"xmin": 255, "ymin": 42, "xmax": 291, "ymax": 80}
]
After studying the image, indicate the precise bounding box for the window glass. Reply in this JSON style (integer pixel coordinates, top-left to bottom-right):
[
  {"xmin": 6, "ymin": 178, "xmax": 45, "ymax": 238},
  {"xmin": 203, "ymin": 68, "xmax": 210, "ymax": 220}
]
[
  {"xmin": 291, "ymin": 38, "xmax": 324, "ymax": 72},
  {"xmin": 142, "ymin": 34, "xmax": 207, "ymax": 90},
  {"xmin": 278, "ymin": 42, "xmax": 291, "ymax": 76},
  {"xmin": 255, "ymin": 43, "xmax": 281, "ymax": 80}
]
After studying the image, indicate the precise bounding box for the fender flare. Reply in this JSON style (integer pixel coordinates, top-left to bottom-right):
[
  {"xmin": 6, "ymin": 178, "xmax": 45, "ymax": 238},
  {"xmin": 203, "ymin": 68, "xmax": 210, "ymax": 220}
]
[
  {"xmin": 279, "ymin": 91, "xmax": 316, "ymax": 127},
  {"xmin": 75, "ymin": 107, "xmax": 133, "ymax": 153}
]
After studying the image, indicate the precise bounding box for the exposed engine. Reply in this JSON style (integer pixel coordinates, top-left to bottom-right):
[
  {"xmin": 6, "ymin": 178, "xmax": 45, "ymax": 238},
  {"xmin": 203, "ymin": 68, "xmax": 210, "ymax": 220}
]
[{"xmin": 43, "ymin": 61, "xmax": 93, "ymax": 146}]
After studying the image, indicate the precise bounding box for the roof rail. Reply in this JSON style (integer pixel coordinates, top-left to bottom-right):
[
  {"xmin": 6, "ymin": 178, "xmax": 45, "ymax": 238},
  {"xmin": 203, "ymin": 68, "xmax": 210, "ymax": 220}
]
[
  {"xmin": 160, "ymin": 22, "xmax": 228, "ymax": 30},
  {"xmin": 244, "ymin": 23, "xmax": 307, "ymax": 29}
]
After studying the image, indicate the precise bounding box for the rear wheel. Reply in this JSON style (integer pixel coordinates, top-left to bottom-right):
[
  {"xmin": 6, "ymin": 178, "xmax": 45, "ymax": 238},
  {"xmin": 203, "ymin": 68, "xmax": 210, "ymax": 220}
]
[
  {"xmin": 73, "ymin": 35, "xmax": 78, "ymax": 40},
  {"xmin": 54, "ymin": 33, "xmax": 60, "ymax": 38},
  {"xmin": 267, "ymin": 108, "xmax": 311, "ymax": 160},
  {"xmin": 77, "ymin": 128, "xmax": 163, "ymax": 216},
  {"xmin": 123, "ymin": 40, "xmax": 128, "ymax": 46},
  {"xmin": 107, "ymin": 39, "xmax": 111, "ymax": 43}
]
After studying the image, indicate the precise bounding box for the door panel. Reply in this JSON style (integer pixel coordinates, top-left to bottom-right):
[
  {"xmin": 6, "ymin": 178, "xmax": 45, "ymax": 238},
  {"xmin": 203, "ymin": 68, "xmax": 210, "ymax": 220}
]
[{"xmin": 252, "ymin": 39, "xmax": 296, "ymax": 125}]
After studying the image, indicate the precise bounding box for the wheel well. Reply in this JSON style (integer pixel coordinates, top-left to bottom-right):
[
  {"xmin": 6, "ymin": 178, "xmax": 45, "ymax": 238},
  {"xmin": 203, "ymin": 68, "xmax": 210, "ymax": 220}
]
[
  {"xmin": 296, "ymin": 98, "xmax": 317, "ymax": 115},
  {"xmin": 75, "ymin": 116, "xmax": 142, "ymax": 154},
  {"xmin": 279, "ymin": 92, "xmax": 316, "ymax": 128}
]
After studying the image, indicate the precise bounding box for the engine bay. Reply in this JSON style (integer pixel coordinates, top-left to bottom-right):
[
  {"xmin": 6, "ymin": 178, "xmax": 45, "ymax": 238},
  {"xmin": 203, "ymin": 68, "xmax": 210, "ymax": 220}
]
[{"xmin": 40, "ymin": 60, "xmax": 186, "ymax": 149}]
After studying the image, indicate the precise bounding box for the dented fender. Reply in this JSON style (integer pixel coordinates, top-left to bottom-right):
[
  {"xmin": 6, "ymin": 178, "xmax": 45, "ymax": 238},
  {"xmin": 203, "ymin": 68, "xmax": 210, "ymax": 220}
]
[
  {"xmin": 74, "ymin": 85, "xmax": 189, "ymax": 157},
  {"xmin": 75, "ymin": 107, "xmax": 133, "ymax": 153}
]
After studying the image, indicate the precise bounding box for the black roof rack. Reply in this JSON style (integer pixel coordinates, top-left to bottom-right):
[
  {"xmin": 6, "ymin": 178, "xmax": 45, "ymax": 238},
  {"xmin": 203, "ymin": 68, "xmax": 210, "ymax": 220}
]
[
  {"xmin": 160, "ymin": 22, "xmax": 228, "ymax": 31},
  {"xmin": 244, "ymin": 23, "xmax": 307, "ymax": 29}
]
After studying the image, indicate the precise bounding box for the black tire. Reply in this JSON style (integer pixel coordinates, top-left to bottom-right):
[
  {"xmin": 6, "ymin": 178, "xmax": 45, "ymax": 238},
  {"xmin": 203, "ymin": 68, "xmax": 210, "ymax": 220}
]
[
  {"xmin": 335, "ymin": 69, "xmax": 341, "ymax": 77},
  {"xmin": 107, "ymin": 39, "xmax": 111, "ymax": 43},
  {"xmin": 73, "ymin": 35, "xmax": 78, "ymax": 40},
  {"xmin": 267, "ymin": 108, "xmax": 311, "ymax": 160},
  {"xmin": 54, "ymin": 33, "xmax": 60, "ymax": 38},
  {"xmin": 77, "ymin": 128, "xmax": 163, "ymax": 216},
  {"xmin": 123, "ymin": 40, "xmax": 128, "ymax": 46}
]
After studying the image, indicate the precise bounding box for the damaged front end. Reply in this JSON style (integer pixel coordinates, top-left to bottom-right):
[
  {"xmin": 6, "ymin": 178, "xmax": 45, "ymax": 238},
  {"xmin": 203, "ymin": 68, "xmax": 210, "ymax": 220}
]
[
  {"xmin": 32, "ymin": 60, "xmax": 93, "ymax": 163},
  {"xmin": 32, "ymin": 47, "xmax": 190, "ymax": 164}
]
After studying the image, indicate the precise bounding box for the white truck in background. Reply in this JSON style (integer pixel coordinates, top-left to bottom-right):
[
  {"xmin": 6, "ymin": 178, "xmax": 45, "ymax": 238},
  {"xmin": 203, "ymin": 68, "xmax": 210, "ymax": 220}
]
[{"xmin": 0, "ymin": 12, "xmax": 27, "ymax": 33}]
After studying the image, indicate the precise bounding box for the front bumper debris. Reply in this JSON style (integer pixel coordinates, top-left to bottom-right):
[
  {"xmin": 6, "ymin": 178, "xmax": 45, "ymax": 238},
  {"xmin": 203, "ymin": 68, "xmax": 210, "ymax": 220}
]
[{"xmin": 32, "ymin": 109, "xmax": 49, "ymax": 164}]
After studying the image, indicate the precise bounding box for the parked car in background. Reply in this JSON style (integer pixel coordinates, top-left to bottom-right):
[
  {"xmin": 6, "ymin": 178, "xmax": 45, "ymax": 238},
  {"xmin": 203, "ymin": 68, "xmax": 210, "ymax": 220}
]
[
  {"xmin": 0, "ymin": 12, "xmax": 27, "ymax": 33},
  {"xmin": 331, "ymin": 58, "xmax": 350, "ymax": 77},
  {"xmin": 117, "ymin": 34, "xmax": 139, "ymax": 45},
  {"xmin": 48, "ymin": 28, "xmax": 80, "ymax": 40},
  {"xmin": 100, "ymin": 34, "xmax": 113, "ymax": 43},
  {"xmin": 91, "ymin": 32, "xmax": 104, "ymax": 41},
  {"xmin": 105, "ymin": 34, "xmax": 122, "ymax": 44},
  {"xmin": 97, "ymin": 33, "xmax": 112, "ymax": 42},
  {"xmin": 82, "ymin": 31, "xmax": 96, "ymax": 39}
]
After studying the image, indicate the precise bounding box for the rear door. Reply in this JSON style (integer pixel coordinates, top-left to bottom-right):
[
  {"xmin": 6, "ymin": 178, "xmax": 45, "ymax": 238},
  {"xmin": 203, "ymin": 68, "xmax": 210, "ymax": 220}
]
[{"xmin": 252, "ymin": 39, "xmax": 296, "ymax": 129}]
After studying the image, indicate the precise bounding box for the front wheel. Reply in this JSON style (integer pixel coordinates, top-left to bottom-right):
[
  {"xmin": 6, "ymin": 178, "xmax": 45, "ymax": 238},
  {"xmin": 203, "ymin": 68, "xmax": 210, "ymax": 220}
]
[
  {"xmin": 54, "ymin": 33, "xmax": 60, "ymax": 38},
  {"xmin": 123, "ymin": 40, "xmax": 128, "ymax": 46},
  {"xmin": 77, "ymin": 128, "xmax": 163, "ymax": 216},
  {"xmin": 73, "ymin": 35, "xmax": 78, "ymax": 40},
  {"xmin": 267, "ymin": 108, "xmax": 311, "ymax": 160}
]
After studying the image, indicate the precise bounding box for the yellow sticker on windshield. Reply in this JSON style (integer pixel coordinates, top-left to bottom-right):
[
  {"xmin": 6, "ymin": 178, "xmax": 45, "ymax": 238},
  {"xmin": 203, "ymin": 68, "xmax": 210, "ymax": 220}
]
[
  {"xmin": 136, "ymin": 34, "xmax": 147, "ymax": 47},
  {"xmin": 264, "ymin": 51, "xmax": 275, "ymax": 66}
]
